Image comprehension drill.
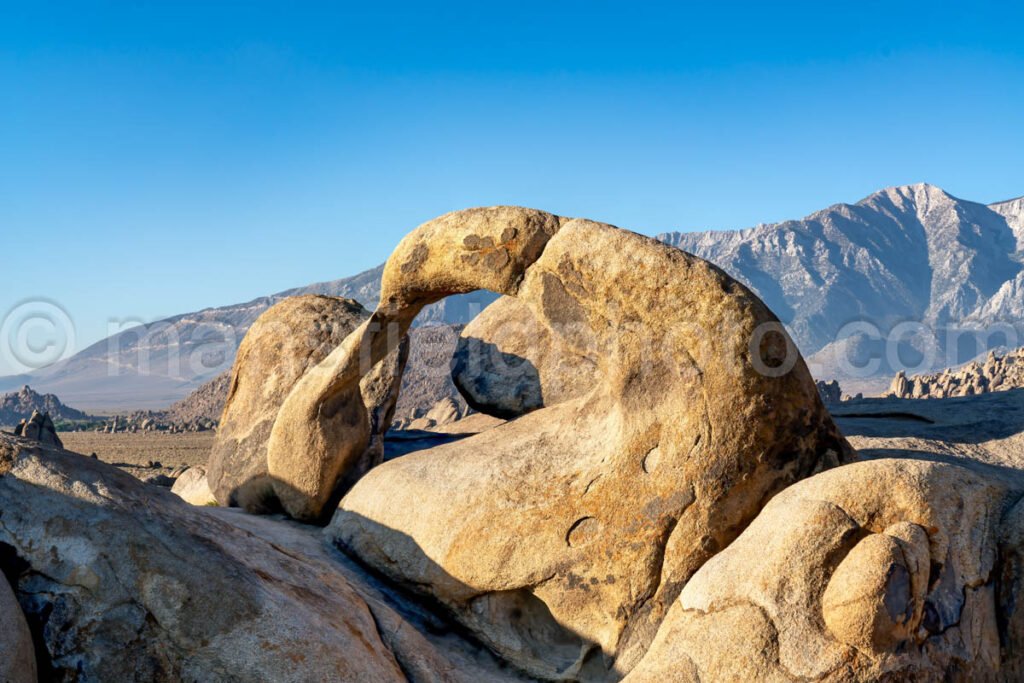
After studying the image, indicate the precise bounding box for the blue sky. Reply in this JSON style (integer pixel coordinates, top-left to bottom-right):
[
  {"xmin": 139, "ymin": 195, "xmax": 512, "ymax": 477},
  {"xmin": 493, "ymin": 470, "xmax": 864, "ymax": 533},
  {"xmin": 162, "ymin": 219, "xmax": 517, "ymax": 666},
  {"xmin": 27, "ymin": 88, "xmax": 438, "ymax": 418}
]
[{"xmin": 2, "ymin": 1, "xmax": 1023, "ymax": 374}]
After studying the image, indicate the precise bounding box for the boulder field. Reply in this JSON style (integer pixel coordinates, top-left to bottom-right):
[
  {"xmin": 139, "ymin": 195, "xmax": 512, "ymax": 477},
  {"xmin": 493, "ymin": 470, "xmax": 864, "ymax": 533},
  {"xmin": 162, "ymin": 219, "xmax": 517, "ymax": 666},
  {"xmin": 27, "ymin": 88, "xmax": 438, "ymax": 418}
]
[{"xmin": 2, "ymin": 207, "xmax": 1023, "ymax": 681}]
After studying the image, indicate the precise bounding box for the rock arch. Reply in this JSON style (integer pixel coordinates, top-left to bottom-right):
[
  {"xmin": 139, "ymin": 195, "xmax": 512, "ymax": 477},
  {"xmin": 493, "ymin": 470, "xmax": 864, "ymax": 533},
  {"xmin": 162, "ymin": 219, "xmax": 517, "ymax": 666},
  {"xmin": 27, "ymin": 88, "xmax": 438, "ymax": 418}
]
[{"xmin": 268, "ymin": 206, "xmax": 851, "ymax": 678}]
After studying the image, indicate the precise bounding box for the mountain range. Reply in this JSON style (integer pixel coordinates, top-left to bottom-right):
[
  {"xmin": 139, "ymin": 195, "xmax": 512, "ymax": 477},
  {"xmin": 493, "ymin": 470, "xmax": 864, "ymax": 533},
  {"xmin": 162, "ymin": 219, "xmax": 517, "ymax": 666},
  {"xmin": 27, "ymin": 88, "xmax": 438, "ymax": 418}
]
[
  {"xmin": 0, "ymin": 271, "xmax": 496, "ymax": 410},
  {"xmin": 660, "ymin": 184, "xmax": 1024, "ymax": 393},
  {"xmin": 0, "ymin": 385, "xmax": 92, "ymax": 427},
  {"xmin": 3, "ymin": 183, "xmax": 1021, "ymax": 408}
]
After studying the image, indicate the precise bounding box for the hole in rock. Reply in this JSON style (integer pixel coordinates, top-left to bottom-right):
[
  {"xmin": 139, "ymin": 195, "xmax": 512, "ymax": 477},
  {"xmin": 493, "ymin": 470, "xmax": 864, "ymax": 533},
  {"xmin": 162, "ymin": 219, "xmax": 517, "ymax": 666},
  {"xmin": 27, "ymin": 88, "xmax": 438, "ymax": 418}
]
[{"xmin": 566, "ymin": 517, "xmax": 600, "ymax": 547}]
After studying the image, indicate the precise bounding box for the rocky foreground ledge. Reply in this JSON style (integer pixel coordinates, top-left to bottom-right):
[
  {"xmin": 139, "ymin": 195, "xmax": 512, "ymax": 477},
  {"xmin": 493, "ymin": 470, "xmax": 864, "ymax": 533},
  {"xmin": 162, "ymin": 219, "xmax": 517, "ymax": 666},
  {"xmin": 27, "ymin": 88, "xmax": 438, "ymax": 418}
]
[
  {"xmin": 0, "ymin": 433, "xmax": 528, "ymax": 682},
  {"xmin": 5, "ymin": 410, "xmax": 1024, "ymax": 681}
]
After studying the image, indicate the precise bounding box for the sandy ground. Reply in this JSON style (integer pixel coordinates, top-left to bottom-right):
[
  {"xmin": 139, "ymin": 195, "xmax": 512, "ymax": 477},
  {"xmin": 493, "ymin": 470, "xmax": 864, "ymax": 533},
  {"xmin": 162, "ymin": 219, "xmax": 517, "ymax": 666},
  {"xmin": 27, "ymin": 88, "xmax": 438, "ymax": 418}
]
[
  {"xmin": 53, "ymin": 388, "xmax": 1024, "ymax": 486},
  {"xmin": 59, "ymin": 431, "xmax": 215, "ymax": 480}
]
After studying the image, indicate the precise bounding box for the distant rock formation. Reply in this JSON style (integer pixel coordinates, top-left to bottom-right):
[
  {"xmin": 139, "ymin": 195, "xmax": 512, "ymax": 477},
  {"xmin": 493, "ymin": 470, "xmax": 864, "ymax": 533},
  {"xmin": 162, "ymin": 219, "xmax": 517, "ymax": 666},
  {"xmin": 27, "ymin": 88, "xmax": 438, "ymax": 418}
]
[
  {"xmin": 0, "ymin": 385, "xmax": 90, "ymax": 427},
  {"xmin": 887, "ymin": 347, "xmax": 1024, "ymax": 399},
  {"xmin": 103, "ymin": 373, "xmax": 232, "ymax": 435},
  {"xmin": 12, "ymin": 410, "xmax": 63, "ymax": 448},
  {"xmin": 167, "ymin": 372, "xmax": 231, "ymax": 423},
  {"xmin": 392, "ymin": 324, "xmax": 471, "ymax": 430},
  {"xmin": 816, "ymin": 379, "xmax": 842, "ymax": 403}
]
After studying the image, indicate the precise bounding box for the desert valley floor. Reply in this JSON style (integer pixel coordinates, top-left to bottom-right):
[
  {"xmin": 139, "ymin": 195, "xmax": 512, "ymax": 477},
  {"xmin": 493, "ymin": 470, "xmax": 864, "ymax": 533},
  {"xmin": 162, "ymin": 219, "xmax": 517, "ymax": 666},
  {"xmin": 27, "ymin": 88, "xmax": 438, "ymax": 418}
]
[{"xmin": 57, "ymin": 388, "xmax": 1024, "ymax": 488}]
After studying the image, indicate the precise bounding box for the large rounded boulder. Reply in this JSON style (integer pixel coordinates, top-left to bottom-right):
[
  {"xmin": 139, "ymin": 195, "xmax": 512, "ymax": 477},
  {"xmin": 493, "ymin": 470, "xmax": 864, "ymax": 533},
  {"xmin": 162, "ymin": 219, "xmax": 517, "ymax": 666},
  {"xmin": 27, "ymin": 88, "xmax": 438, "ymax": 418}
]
[
  {"xmin": 451, "ymin": 295, "xmax": 598, "ymax": 418},
  {"xmin": 206, "ymin": 295, "xmax": 406, "ymax": 513},
  {"xmin": 626, "ymin": 458, "xmax": 1019, "ymax": 682}
]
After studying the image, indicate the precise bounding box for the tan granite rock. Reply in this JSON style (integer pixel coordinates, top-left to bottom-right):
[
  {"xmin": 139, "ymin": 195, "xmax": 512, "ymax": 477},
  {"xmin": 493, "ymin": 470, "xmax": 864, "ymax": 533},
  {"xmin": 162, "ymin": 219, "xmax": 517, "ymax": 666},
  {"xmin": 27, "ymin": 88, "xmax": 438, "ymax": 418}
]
[
  {"xmin": 318, "ymin": 209, "xmax": 850, "ymax": 678},
  {"xmin": 170, "ymin": 466, "xmax": 217, "ymax": 506},
  {"xmin": 627, "ymin": 458, "xmax": 1016, "ymax": 682},
  {"xmin": 267, "ymin": 207, "xmax": 561, "ymax": 521},
  {"xmin": 452, "ymin": 295, "xmax": 598, "ymax": 418},
  {"xmin": 206, "ymin": 295, "xmax": 405, "ymax": 514}
]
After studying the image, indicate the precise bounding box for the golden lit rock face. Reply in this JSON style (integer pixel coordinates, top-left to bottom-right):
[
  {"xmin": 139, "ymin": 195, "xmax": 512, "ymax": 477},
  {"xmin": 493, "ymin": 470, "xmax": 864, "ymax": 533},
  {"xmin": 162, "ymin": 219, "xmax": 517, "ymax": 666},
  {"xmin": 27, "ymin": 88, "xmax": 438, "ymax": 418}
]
[
  {"xmin": 378, "ymin": 206, "xmax": 563, "ymax": 315},
  {"xmin": 628, "ymin": 459, "xmax": 1015, "ymax": 683},
  {"xmin": 292, "ymin": 207, "xmax": 854, "ymax": 679},
  {"xmin": 822, "ymin": 529, "xmax": 922, "ymax": 653},
  {"xmin": 207, "ymin": 295, "xmax": 404, "ymax": 515}
]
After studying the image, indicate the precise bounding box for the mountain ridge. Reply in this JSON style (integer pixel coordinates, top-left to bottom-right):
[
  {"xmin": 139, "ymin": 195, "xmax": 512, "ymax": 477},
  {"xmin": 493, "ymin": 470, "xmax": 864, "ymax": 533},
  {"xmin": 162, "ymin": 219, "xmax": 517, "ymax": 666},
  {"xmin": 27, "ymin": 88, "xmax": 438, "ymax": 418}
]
[
  {"xmin": 4, "ymin": 183, "xmax": 1022, "ymax": 408},
  {"xmin": 0, "ymin": 268, "xmax": 496, "ymax": 410},
  {"xmin": 658, "ymin": 183, "xmax": 1024, "ymax": 392}
]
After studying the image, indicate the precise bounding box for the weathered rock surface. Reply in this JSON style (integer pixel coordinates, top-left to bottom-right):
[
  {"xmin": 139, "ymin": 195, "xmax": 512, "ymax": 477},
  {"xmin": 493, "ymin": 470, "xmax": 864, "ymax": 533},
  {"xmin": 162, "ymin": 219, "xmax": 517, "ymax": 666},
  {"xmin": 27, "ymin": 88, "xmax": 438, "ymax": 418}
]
[
  {"xmin": 401, "ymin": 396, "xmax": 469, "ymax": 431},
  {"xmin": 207, "ymin": 295, "xmax": 405, "ymax": 514},
  {"xmin": 320, "ymin": 208, "xmax": 851, "ymax": 679},
  {"xmin": 170, "ymin": 465, "xmax": 217, "ymax": 506},
  {"xmin": 0, "ymin": 433, "xmax": 528, "ymax": 682},
  {"xmin": 12, "ymin": 205, "xmax": 1024, "ymax": 683},
  {"xmin": 101, "ymin": 323, "xmax": 467, "ymax": 436},
  {"xmin": 392, "ymin": 324, "xmax": 472, "ymax": 429},
  {"xmin": 0, "ymin": 570, "xmax": 36, "ymax": 683},
  {"xmin": 626, "ymin": 457, "xmax": 1024, "ymax": 682}
]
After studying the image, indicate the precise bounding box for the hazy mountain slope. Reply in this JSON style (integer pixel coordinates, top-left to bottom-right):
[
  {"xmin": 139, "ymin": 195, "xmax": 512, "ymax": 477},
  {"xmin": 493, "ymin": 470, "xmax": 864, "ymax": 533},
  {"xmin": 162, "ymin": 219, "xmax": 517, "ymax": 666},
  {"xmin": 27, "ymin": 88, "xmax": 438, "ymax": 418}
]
[{"xmin": 0, "ymin": 266, "xmax": 496, "ymax": 410}]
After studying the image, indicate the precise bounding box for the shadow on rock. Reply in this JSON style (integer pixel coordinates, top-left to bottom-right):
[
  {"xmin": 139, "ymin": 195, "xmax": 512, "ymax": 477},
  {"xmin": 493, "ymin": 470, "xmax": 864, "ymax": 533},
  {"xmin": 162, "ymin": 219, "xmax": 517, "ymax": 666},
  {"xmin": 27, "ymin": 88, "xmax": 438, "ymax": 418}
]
[
  {"xmin": 833, "ymin": 388, "xmax": 1024, "ymax": 444},
  {"xmin": 327, "ymin": 510, "xmax": 613, "ymax": 682},
  {"xmin": 0, "ymin": 434, "xmax": 530, "ymax": 682}
]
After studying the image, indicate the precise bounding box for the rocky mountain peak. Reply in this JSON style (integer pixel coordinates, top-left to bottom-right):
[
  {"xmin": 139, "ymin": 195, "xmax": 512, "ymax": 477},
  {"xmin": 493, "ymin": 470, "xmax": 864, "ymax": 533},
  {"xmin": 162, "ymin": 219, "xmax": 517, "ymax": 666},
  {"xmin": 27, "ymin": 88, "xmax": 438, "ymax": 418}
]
[
  {"xmin": 658, "ymin": 184, "xmax": 1023, "ymax": 392},
  {"xmin": 991, "ymin": 195, "xmax": 1024, "ymax": 242},
  {"xmin": 0, "ymin": 385, "xmax": 90, "ymax": 427}
]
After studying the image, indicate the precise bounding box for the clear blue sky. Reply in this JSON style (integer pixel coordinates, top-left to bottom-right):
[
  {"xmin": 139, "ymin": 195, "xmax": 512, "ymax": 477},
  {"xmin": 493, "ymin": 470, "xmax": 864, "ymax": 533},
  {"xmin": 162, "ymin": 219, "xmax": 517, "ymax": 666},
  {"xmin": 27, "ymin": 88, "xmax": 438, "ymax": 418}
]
[{"xmin": 2, "ymin": 1, "xmax": 1023, "ymax": 375}]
